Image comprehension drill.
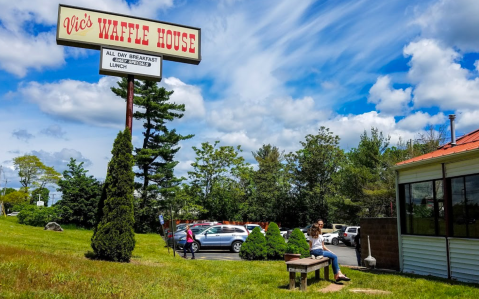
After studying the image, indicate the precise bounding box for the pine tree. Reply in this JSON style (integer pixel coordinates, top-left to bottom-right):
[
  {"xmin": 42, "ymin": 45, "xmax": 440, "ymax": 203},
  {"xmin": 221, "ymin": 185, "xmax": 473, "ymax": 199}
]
[
  {"xmin": 111, "ymin": 79, "xmax": 193, "ymax": 233},
  {"xmin": 287, "ymin": 228, "xmax": 310, "ymax": 258},
  {"xmin": 91, "ymin": 129, "xmax": 136, "ymax": 262},
  {"xmin": 265, "ymin": 222, "xmax": 286, "ymax": 260}
]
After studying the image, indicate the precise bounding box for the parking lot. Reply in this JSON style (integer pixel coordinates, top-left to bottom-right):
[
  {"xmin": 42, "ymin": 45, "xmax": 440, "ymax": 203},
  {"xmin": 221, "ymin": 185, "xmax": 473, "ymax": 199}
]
[{"xmin": 175, "ymin": 242, "xmax": 357, "ymax": 265}]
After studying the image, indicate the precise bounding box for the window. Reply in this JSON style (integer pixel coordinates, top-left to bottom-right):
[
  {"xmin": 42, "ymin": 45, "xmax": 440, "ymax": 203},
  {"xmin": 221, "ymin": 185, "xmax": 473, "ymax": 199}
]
[
  {"xmin": 348, "ymin": 228, "xmax": 357, "ymax": 233},
  {"xmin": 451, "ymin": 174, "xmax": 479, "ymax": 238},
  {"xmin": 221, "ymin": 227, "xmax": 235, "ymax": 234},
  {"xmin": 206, "ymin": 227, "xmax": 222, "ymax": 234},
  {"xmin": 235, "ymin": 227, "xmax": 246, "ymax": 233},
  {"xmin": 400, "ymin": 180, "xmax": 444, "ymax": 236}
]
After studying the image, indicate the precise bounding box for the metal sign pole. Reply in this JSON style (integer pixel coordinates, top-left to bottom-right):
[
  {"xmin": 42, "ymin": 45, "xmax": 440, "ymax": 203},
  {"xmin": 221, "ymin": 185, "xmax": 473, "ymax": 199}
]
[{"xmin": 126, "ymin": 75, "xmax": 134, "ymax": 135}]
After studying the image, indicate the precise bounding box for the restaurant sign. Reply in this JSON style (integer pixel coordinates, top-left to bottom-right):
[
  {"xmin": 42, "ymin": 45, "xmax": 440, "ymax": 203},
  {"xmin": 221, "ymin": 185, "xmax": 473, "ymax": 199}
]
[
  {"xmin": 56, "ymin": 4, "xmax": 201, "ymax": 65},
  {"xmin": 100, "ymin": 47, "xmax": 162, "ymax": 81}
]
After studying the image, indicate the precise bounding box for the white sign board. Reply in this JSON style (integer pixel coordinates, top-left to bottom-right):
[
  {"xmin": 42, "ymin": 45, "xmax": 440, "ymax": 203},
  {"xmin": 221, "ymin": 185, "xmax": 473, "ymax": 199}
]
[
  {"xmin": 100, "ymin": 47, "xmax": 162, "ymax": 81},
  {"xmin": 159, "ymin": 214, "xmax": 164, "ymax": 225},
  {"xmin": 37, "ymin": 201, "xmax": 44, "ymax": 207}
]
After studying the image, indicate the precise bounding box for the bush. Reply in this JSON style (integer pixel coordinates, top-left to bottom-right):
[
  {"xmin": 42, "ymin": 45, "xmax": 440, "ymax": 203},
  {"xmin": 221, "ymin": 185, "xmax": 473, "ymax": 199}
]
[
  {"xmin": 239, "ymin": 227, "xmax": 267, "ymax": 260},
  {"xmin": 17, "ymin": 205, "xmax": 60, "ymax": 227},
  {"xmin": 287, "ymin": 228, "xmax": 310, "ymax": 258},
  {"xmin": 285, "ymin": 244, "xmax": 301, "ymax": 254},
  {"xmin": 91, "ymin": 129, "xmax": 136, "ymax": 262},
  {"xmin": 265, "ymin": 222, "xmax": 286, "ymax": 260}
]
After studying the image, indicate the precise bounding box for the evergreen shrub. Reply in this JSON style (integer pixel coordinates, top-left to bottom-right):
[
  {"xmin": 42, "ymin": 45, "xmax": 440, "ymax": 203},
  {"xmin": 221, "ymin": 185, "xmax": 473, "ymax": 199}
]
[
  {"xmin": 91, "ymin": 129, "xmax": 136, "ymax": 262},
  {"xmin": 287, "ymin": 228, "xmax": 310, "ymax": 258},
  {"xmin": 265, "ymin": 222, "xmax": 286, "ymax": 260},
  {"xmin": 239, "ymin": 227, "xmax": 267, "ymax": 260}
]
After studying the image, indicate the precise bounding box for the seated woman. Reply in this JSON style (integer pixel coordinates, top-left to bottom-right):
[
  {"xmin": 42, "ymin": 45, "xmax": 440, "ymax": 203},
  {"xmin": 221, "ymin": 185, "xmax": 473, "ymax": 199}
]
[{"xmin": 309, "ymin": 221, "xmax": 351, "ymax": 282}]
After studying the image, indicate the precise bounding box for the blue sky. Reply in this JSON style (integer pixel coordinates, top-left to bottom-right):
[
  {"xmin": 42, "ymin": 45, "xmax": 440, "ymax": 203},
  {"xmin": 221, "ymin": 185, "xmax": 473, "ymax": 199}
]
[{"xmin": 2, "ymin": 0, "xmax": 479, "ymax": 202}]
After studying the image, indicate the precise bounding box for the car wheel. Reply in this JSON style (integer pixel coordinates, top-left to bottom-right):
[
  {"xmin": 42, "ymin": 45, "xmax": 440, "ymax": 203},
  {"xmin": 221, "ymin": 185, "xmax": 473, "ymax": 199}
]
[
  {"xmin": 231, "ymin": 241, "xmax": 242, "ymax": 253},
  {"xmin": 191, "ymin": 241, "xmax": 200, "ymax": 253},
  {"xmin": 332, "ymin": 238, "xmax": 339, "ymax": 246}
]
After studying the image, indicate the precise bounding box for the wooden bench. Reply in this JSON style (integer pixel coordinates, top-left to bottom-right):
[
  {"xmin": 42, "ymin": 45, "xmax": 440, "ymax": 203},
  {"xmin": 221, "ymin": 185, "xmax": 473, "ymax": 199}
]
[{"xmin": 285, "ymin": 257, "xmax": 331, "ymax": 291}]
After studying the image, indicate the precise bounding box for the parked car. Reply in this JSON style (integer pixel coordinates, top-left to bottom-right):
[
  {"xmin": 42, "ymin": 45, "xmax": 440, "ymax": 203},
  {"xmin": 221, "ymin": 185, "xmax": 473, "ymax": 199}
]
[
  {"xmin": 7, "ymin": 212, "xmax": 19, "ymax": 216},
  {"xmin": 323, "ymin": 230, "xmax": 341, "ymax": 245},
  {"xmin": 284, "ymin": 227, "xmax": 301, "ymax": 239},
  {"xmin": 321, "ymin": 223, "xmax": 346, "ymax": 235},
  {"xmin": 339, "ymin": 226, "xmax": 360, "ymax": 246},
  {"xmin": 245, "ymin": 224, "xmax": 265, "ymax": 235},
  {"xmin": 180, "ymin": 225, "xmax": 249, "ymax": 253}
]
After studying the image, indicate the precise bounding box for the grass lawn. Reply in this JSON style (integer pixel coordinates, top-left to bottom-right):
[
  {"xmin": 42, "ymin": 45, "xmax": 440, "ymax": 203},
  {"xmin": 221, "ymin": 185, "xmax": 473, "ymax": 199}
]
[{"xmin": 1, "ymin": 217, "xmax": 478, "ymax": 298}]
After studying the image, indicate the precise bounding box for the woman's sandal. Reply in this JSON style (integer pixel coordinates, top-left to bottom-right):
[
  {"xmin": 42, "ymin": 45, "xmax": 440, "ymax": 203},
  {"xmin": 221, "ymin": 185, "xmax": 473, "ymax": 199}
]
[{"xmin": 336, "ymin": 275, "xmax": 351, "ymax": 282}]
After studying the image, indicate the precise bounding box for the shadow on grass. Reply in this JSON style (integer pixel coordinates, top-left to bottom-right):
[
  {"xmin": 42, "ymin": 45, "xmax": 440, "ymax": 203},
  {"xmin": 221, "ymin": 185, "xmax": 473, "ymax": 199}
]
[
  {"xmin": 84, "ymin": 251, "xmax": 98, "ymax": 260},
  {"xmin": 352, "ymin": 267, "xmax": 479, "ymax": 288}
]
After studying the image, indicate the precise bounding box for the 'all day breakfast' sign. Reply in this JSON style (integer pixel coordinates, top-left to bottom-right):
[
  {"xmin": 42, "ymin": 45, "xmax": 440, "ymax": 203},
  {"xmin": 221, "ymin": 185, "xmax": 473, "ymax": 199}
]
[
  {"xmin": 100, "ymin": 47, "xmax": 162, "ymax": 81},
  {"xmin": 56, "ymin": 4, "xmax": 201, "ymax": 65}
]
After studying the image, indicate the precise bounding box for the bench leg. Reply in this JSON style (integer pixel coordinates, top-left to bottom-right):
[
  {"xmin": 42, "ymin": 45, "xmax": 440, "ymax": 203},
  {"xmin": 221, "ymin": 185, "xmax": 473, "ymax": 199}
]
[
  {"xmin": 324, "ymin": 265, "xmax": 330, "ymax": 281},
  {"xmin": 289, "ymin": 272, "xmax": 295, "ymax": 290},
  {"xmin": 300, "ymin": 273, "xmax": 307, "ymax": 291},
  {"xmin": 315, "ymin": 269, "xmax": 320, "ymax": 280}
]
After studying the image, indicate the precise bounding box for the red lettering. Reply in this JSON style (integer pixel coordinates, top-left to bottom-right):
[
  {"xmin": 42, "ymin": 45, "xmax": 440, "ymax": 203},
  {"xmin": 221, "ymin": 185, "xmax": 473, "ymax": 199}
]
[
  {"xmin": 142, "ymin": 25, "xmax": 149, "ymax": 46},
  {"xmin": 134, "ymin": 24, "xmax": 141, "ymax": 44},
  {"xmin": 173, "ymin": 31, "xmax": 180, "ymax": 51},
  {"xmin": 166, "ymin": 30, "xmax": 172, "ymax": 49},
  {"xmin": 110, "ymin": 21, "xmax": 119, "ymax": 41},
  {"xmin": 120, "ymin": 22, "xmax": 127, "ymax": 42},
  {"xmin": 63, "ymin": 14, "xmax": 92, "ymax": 35},
  {"xmin": 128, "ymin": 23, "xmax": 135, "ymax": 43},
  {"xmin": 98, "ymin": 18, "xmax": 111, "ymax": 39},
  {"xmin": 189, "ymin": 34, "xmax": 196, "ymax": 53},
  {"xmin": 181, "ymin": 32, "xmax": 188, "ymax": 52},
  {"xmin": 157, "ymin": 28, "xmax": 165, "ymax": 48}
]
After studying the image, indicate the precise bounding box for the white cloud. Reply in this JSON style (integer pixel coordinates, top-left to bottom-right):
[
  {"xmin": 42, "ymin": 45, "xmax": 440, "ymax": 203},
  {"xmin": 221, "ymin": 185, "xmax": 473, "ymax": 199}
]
[
  {"xmin": 368, "ymin": 76, "xmax": 412, "ymax": 115},
  {"xmin": 40, "ymin": 124, "xmax": 68, "ymax": 139},
  {"xmin": 396, "ymin": 112, "xmax": 446, "ymax": 131},
  {"xmin": 163, "ymin": 77, "xmax": 206, "ymax": 121},
  {"xmin": 0, "ymin": 30, "xmax": 64, "ymax": 77},
  {"xmin": 19, "ymin": 77, "xmax": 125, "ymax": 127},
  {"xmin": 417, "ymin": 0, "xmax": 479, "ymax": 52},
  {"xmin": 271, "ymin": 96, "xmax": 330, "ymax": 128},
  {"xmin": 404, "ymin": 39, "xmax": 479, "ymax": 110}
]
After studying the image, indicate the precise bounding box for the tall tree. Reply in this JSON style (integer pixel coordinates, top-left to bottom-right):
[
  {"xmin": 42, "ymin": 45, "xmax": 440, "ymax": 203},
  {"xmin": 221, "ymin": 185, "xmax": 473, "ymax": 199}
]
[
  {"xmin": 37, "ymin": 166, "xmax": 61, "ymax": 190},
  {"xmin": 188, "ymin": 141, "xmax": 251, "ymax": 220},
  {"xmin": 251, "ymin": 144, "xmax": 285, "ymax": 221},
  {"xmin": 56, "ymin": 158, "xmax": 102, "ymax": 228},
  {"xmin": 286, "ymin": 127, "xmax": 344, "ymax": 226},
  {"xmin": 91, "ymin": 129, "xmax": 135, "ymax": 262},
  {"xmin": 111, "ymin": 79, "xmax": 193, "ymax": 233},
  {"xmin": 341, "ymin": 128, "xmax": 395, "ymax": 218},
  {"xmin": 13, "ymin": 155, "xmax": 44, "ymax": 193}
]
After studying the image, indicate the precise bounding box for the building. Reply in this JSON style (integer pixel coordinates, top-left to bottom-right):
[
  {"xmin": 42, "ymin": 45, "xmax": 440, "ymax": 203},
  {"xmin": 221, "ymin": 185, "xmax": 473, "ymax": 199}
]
[{"xmin": 394, "ymin": 116, "xmax": 479, "ymax": 283}]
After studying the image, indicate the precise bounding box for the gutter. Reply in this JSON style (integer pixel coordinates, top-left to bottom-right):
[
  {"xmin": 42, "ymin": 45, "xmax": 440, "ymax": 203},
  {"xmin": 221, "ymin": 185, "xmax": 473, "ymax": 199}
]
[{"xmin": 393, "ymin": 147, "xmax": 479, "ymax": 170}]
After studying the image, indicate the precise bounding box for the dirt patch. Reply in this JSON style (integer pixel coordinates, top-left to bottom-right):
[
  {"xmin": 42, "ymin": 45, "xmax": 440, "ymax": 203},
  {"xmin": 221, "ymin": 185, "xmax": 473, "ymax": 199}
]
[
  {"xmin": 349, "ymin": 288, "xmax": 392, "ymax": 295},
  {"xmin": 318, "ymin": 283, "xmax": 345, "ymax": 293}
]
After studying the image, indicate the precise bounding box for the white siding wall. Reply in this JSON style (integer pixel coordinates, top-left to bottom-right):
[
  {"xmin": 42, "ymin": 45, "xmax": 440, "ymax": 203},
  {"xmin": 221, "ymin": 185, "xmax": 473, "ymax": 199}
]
[
  {"xmin": 449, "ymin": 238, "xmax": 479, "ymax": 283},
  {"xmin": 446, "ymin": 156, "xmax": 479, "ymax": 178},
  {"xmin": 402, "ymin": 235, "xmax": 448, "ymax": 278},
  {"xmin": 398, "ymin": 164, "xmax": 442, "ymax": 184}
]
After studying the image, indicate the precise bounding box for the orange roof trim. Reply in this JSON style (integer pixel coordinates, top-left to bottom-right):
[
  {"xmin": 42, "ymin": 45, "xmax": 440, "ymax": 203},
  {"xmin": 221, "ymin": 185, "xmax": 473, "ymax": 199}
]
[{"xmin": 396, "ymin": 129, "xmax": 479, "ymax": 166}]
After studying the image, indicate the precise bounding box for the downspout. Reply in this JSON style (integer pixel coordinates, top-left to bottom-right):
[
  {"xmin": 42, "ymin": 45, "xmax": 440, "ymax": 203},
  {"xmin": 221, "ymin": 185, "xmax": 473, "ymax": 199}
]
[
  {"xmin": 395, "ymin": 170, "xmax": 403, "ymax": 272},
  {"xmin": 442, "ymin": 163, "xmax": 451, "ymax": 280}
]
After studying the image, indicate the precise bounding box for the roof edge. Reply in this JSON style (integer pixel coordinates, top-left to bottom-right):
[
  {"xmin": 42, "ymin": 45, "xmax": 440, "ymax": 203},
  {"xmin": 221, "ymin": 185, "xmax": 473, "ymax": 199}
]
[{"xmin": 393, "ymin": 147, "xmax": 479, "ymax": 170}]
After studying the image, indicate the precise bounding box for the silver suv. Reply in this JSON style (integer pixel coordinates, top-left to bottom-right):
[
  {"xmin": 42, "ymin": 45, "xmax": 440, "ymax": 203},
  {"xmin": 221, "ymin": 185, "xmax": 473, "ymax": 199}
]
[
  {"xmin": 182, "ymin": 225, "xmax": 249, "ymax": 253},
  {"xmin": 339, "ymin": 226, "xmax": 360, "ymax": 247}
]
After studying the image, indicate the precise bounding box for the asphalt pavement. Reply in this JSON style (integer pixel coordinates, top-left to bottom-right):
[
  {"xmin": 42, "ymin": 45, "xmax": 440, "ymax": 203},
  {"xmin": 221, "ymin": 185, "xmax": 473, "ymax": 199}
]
[{"xmin": 175, "ymin": 242, "xmax": 358, "ymax": 265}]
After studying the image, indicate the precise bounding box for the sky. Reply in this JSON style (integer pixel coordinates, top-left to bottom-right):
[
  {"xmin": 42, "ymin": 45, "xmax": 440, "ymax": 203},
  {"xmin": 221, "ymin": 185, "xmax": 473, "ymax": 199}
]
[{"xmin": 2, "ymin": 0, "xmax": 479, "ymax": 204}]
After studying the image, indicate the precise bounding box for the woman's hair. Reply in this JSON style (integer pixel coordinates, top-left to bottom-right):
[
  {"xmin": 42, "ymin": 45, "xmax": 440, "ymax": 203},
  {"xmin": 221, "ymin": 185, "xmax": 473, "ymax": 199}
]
[{"xmin": 310, "ymin": 223, "xmax": 321, "ymax": 238}]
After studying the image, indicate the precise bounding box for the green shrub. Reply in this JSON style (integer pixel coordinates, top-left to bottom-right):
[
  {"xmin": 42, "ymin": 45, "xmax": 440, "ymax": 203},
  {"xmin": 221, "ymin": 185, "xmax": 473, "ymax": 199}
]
[
  {"xmin": 91, "ymin": 129, "xmax": 136, "ymax": 262},
  {"xmin": 285, "ymin": 244, "xmax": 301, "ymax": 254},
  {"xmin": 17, "ymin": 205, "xmax": 60, "ymax": 227},
  {"xmin": 287, "ymin": 228, "xmax": 310, "ymax": 258},
  {"xmin": 265, "ymin": 222, "xmax": 286, "ymax": 260},
  {"xmin": 239, "ymin": 227, "xmax": 267, "ymax": 260}
]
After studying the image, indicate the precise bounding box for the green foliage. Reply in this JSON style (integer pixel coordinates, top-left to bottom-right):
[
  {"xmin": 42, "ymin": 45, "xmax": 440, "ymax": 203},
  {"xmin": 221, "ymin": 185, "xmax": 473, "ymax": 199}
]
[
  {"xmin": 287, "ymin": 228, "xmax": 310, "ymax": 258},
  {"xmin": 188, "ymin": 141, "xmax": 252, "ymax": 221},
  {"xmin": 56, "ymin": 158, "xmax": 102, "ymax": 228},
  {"xmin": 13, "ymin": 155, "xmax": 60, "ymax": 193},
  {"xmin": 265, "ymin": 222, "xmax": 286, "ymax": 260},
  {"xmin": 91, "ymin": 129, "xmax": 136, "ymax": 262},
  {"xmin": 111, "ymin": 79, "xmax": 193, "ymax": 233},
  {"xmin": 239, "ymin": 227, "xmax": 267, "ymax": 260},
  {"xmin": 17, "ymin": 205, "xmax": 60, "ymax": 227}
]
